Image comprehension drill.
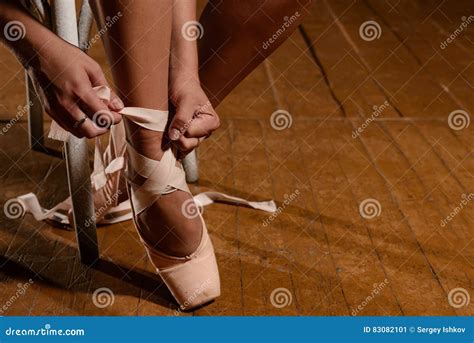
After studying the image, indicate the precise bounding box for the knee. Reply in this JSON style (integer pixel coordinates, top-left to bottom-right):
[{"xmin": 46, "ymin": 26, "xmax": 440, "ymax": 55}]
[{"xmin": 207, "ymin": 0, "xmax": 312, "ymax": 28}]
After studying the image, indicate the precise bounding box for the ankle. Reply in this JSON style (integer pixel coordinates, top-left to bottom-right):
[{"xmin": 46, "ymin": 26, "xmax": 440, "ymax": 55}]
[{"xmin": 125, "ymin": 118, "xmax": 166, "ymax": 161}]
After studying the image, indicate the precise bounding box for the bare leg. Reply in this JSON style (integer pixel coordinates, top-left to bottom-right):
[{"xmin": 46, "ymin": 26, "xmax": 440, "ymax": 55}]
[
  {"xmin": 91, "ymin": 0, "xmax": 202, "ymax": 257},
  {"xmin": 91, "ymin": 0, "xmax": 312, "ymax": 257},
  {"xmin": 198, "ymin": 0, "xmax": 313, "ymax": 106}
]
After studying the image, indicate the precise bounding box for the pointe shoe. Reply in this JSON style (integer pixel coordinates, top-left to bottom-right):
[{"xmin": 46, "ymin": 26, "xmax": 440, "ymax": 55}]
[
  {"xmin": 139, "ymin": 215, "xmax": 220, "ymax": 310},
  {"xmin": 122, "ymin": 106, "xmax": 221, "ymax": 310}
]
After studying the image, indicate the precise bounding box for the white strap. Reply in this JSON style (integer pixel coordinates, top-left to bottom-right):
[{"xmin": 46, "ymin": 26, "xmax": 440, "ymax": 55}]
[
  {"xmin": 194, "ymin": 192, "xmax": 277, "ymax": 212},
  {"xmin": 13, "ymin": 191, "xmax": 276, "ymax": 226},
  {"xmin": 15, "ymin": 86, "xmax": 276, "ymax": 226}
]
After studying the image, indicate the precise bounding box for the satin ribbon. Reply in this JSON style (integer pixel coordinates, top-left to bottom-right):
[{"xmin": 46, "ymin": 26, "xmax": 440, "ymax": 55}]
[{"xmin": 12, "ymin": 86, "xmax": 276, "ymax": 226}]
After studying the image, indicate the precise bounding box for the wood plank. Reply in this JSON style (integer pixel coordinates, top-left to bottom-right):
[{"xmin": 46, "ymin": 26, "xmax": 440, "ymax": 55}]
[
  {"xmin": 261, "ymin": 117, "xmax": 351, "ymax": 315},
  {"xmin": 232, "ymin": 117, "xmax": 297, "ymax": 315},
  {"xmin": 415, "ymin": 121, "xmax": 474, "ymax": 194},
  {"xmin": 301, "ymin": 1, "xmax": 400, "ymax": 119},
  {"xmin": 265, "ymin": 29, "xmax": 359, "ymax": 314},
  {"xmin": 354, "ymin": 119, "xmax": 466, "ymax": 315},
  {"xmin": 379, "ymin": 121, "xmax": 473, "ymax": 315},
  {"xmin": 323, "ymin": 0, "xmax": 462, "ymax": 118},
  {"xmin": 0, "ymin": 123, "xmax": 71, "ymax": 315},
  {"xmin": 296, "ymin": 120, "xmax": 402, "ymax": 315},
  {"xmin": 0, "ymin": 45, "xmax": 25, "ymax": 120},
  {"xmin": 1, "ymin": 0, "xmax": 472, "ymax": 317},
  {"xmin": 364, "ymin": 0, "xmax": 474, "ymax": 114},
  {"xmin": 193, "ymin": 119, "xmax": 243, "ymax": 316},
  {"xmin": 265, "ymin": 31, "xmax": 344, "ymax": 118}
]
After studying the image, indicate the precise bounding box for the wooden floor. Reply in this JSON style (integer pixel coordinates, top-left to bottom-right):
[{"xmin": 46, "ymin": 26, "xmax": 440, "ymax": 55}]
[{"xmin": 0, "ymin": 0, "xmax": 473, "ymax": 316}]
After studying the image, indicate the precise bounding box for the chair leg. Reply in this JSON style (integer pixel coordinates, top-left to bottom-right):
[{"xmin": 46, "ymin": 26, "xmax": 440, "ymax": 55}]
[
  {"xmin": 51, "ymin": 0, "xmax": 99, "ymax": 265},
  {"xmin": 183, "ymin": 150, "xmax": 199, "ymax": 183},
  {"xmin": 64, "ymin": 137, "xmax": 99, "ymax": 265},
  {"xmin": 78, "ymin": 0, "xmax": 94, "ymax": 51},
  {"xmin": 25, "ymin": 72, "xmax": 45, "ymax": 152}
]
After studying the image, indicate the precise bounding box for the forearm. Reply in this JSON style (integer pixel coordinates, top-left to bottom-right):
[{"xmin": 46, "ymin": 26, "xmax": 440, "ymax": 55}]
[
  {"xmin": 170, "ymin": 0, "xmax": 199, "ymax": 87},
  {"xmin": 0, "ymin": 0, "xmax": 60, "ymax": 68}
]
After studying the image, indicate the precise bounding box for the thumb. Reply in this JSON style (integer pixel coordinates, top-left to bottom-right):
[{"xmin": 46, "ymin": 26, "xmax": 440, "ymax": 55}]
[
  {"xmin": 168, "ymin": 100, "xmax": 194, "ymax": 141},
  {"xmin": 108, "ymin": 89, "xmax": 125, "ymax": 112}
]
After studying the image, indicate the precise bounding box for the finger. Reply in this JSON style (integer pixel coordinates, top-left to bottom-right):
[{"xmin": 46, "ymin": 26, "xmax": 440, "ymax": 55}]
[
  {"xmin": 85, "ymin": 63, "xmax": 125, "ymax": 113},
  {"xmin": 47, "ymin": 97, "xmax": 84, "ymax": 136},
  {"xmin": 174, "ymin": 135, "xmax": 199, "ymax": 152},
  {"xmin": 107, "ymin": 89, "xmax": 125, "ymax": 112},
  {"xmin": 168, "ymin": 100, "xmax": 195, "ymax": 141},
  {"xmin": 86, "ymin": 62, "xmax": 108, "ymax": 87},
  {"xmin": 47, "ymin": 107, "xmax": 74, "ymax": 134},
  {"xmin": 70, "ymin": 105, "xmax": 108, "ymax": 138},
  {"xmin": 184, "ymin": 112, "xmax": 220, "ymax": 138},
  {"xmin": 53, "ymin": 114, "xmax": 83, "ymax": 138},
  {"xmin": 77, "ymin": 88, "xmax": 122, "ymax": 128}
]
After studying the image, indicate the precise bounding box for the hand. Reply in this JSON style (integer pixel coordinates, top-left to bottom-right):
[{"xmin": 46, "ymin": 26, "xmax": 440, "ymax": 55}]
[
  {"xmin": 168, "ymin": 80, "xmax": 220, "ymax": 156},
  {"xmin": 28, "ymin": 38, "xmax": 123, "ymax": 138},
  {"xmin": 167, "ymin": 0, "xmax": 219, "ymax": 156}
]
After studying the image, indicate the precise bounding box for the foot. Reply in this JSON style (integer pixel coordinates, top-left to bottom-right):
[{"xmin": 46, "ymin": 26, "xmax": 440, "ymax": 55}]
[
  {"xmin": 125, "ymin": 119, "xmax": 203, "ymax": 257},
  {"xmin": 123, "ymin": 109, "xmax": 221, "ymax": 310},
  {"xmin": 131, "ymin": 78, "xmax": 218, "ymax": 256}
]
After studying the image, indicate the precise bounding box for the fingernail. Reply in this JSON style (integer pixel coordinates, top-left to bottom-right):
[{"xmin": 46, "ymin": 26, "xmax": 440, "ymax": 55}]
[
  {"xmin": 111, "ymin": 98, "xmax": 124, "ymax": 110},
  {"xmin": 169, "ymin": 128, "xmax": 181, "ymax": 141}
]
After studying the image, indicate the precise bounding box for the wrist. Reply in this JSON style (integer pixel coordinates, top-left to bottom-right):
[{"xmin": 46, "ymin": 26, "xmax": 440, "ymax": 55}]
[
  {"xmin": 169, "ymin": 74, "xmax": 201, "ymax": 103},
  {"xmin": 22, "ymin": 33, "xmax": 62, "ymax": 68},
  {"xmin": 169, "ymin": 59, "xmax": 200, "ymax": 96},
  {"xmin": 170, "ymin": 48, "xmax": 199, "ymax": 75},
  {"xmin": 169, "ymin": 35, "xmax": 199, "ymax": 82}
]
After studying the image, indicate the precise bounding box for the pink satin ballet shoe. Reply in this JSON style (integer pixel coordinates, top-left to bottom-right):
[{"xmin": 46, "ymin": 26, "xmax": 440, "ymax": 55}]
[{"xmin": 120, "ymin": 98, "xmax": 220, "ymax": 310}]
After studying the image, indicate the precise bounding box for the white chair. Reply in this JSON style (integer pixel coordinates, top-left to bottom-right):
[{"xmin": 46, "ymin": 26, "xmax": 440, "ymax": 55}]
[{"xmin": 24, "ymin": 0, "xmax": 198, "ymax": 265}]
